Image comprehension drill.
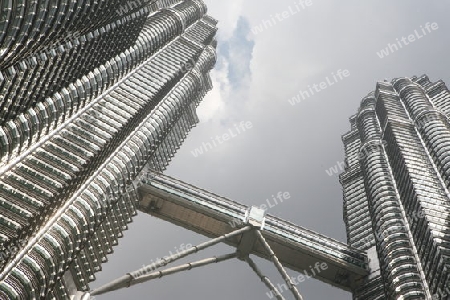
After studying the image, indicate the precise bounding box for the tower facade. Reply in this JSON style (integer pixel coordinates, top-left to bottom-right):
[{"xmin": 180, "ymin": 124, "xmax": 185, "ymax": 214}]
[
  {"xmin": 0, "ymin": 0, "xmax": 217, "ymax": 299},
  {"xmin": 341, "ymin": 75, "xmax": 450, "ymax": 299}
]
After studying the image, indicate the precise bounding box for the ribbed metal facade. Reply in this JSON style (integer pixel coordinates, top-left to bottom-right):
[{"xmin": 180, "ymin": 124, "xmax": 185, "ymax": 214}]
[
  {"xmin": 341, "ymin": 75, "xmax": 450, "ymax": 299},
  {"xmin": 0, "ymin": 0, "xmax": 217, "ymax": 299}
]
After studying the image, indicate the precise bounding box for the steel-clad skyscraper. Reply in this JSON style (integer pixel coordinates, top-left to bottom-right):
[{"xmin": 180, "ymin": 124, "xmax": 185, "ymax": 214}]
[
  {"xmin": 0, "ymin": 0, "xmax": 217, "ymax": 298},
  {"xmin": 341, "ymin": 75, "xmax": 450, "ymax": 299},
  {"xmin": 2, "ymin": 0, "xmax": 449, "ymax": 299}
]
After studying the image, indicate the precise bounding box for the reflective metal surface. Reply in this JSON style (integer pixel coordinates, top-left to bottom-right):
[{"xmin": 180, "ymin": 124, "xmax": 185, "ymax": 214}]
[
  {"xmin": 0, "ymin": 1, "xmax": 218, "ymax": 298},
  {"xmin": 341, "ymin": 75, "xmax": 450, "ymax": 299},
  {"xmin": 138, "ymin": 171, "xmax": 370, "ymax": 291}
]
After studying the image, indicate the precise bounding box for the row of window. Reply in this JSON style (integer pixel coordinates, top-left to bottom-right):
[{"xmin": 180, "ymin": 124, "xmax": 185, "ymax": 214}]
[
  {"xmin": 393, "ymin": 78, "xmax": 433, "ymax": 120},
  {"xmin": 67, "ymin": 61, "xmax": 215, "ymax": 293},
  {"xmin": 0, "ymin": 2, "xmax": 217, "ymax": 297},
  {"xmin": 343, "ymin": 76, "xmax": 450, "ymax": 297},
  {"xmin": 0, "ymin": 0, "xmax": 159, "ymax": 69},
  {"xmin": 0, "ymin": 8, "xmax": 150, "ymax": 125},
  {"xmin": 0, "ymin": 36, "xmax": 216, "ymax": 297},
  {"xmin": 0, "ymin": 0, "xmax": 212, "ymax": 129},
  {"xmin": 0, "ymin": 5, "xmax": 211, "ymax": 165},
  {"xmin": 429, "ymin": 89, "xmax": 450, "ymax": 117},
  {"xmin": 412, "ymin": 75, "xmax": 431, "ymax": 87},
  {"xmin": 357, "ymin": 107, "xmax": 382, "ymax": 143},
  {"xmin": 172, "ymin": 0, "xmax": 204, "ymax": 28},
  {"xmin": 184, "ymin": 19, "xmax": 217, "ymax": 45},
  {"xmin": 356, "ymin": 108, "xmax": 428, "ymax": 297},
  {"xmin": 377, "ymin": 105, "xmax": 450, "ymax": 294},
  {"xmin": 393, "ymin": 127, "xmax": 449, "ymax": 293},
  {"xmin": 354, "ymin": 275, "xmax": 387, "ymax": 299},
  {"xmin": 156, "ymin": 0, "xmax": 183, "ymax": 10},
  {"xmin": 374, "ymin": 91, "xmax": 410, "ymax": 128}
]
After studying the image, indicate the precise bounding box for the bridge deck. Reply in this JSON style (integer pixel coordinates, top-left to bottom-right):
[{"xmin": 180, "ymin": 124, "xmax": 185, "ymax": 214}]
[{"xmin": 137, "ymin": 172, "xmax": 369, "ymax": 291}]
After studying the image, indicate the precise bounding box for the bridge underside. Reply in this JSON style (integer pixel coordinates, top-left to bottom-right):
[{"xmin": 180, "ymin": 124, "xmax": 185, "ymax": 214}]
[{"xmin": 137, "ymin": 172, "xmax": 369, "ymax": 292}]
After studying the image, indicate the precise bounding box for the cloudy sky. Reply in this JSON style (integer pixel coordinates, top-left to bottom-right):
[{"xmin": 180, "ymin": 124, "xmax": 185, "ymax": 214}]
[{"xmin": 94, "ymin": 1, "xmax": 450, "ymax": 299}]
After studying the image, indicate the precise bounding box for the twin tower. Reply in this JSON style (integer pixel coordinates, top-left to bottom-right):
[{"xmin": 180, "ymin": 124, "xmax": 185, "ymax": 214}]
[
  {"xmin": 0, "ymin": 0, "xmax": 448, "ymax": 299},
  {"xmin": 341, "ymin": 75, "xmax": 450, "ymax": 299},
  {"xmin": 0, "ymin": 0, "xmax": 217, "ymax": 298}
]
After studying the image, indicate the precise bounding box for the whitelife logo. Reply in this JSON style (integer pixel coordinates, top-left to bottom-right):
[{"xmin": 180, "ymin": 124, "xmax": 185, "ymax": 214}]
[
  {"xmin": 251, "ymin": 0, "xmax": 313, "ymax": 35},
  {"xmin": 191, "ymin": 121, "xmax": 253, "ymax": 157},
  {"xmin": 288, "ymin": 69, "xmax": 350, "ymax": 106},
  {"xmin": 266, "ymin": 262, "xmax": 328, "ymax": 299},
  {"xmin": 376, "ymin": 22, "xmax": 439, "ymax": 58},
  {"xmin": 132, "ymin": 243, "xmax": 193, "ymax": 278},
  {"xmin": 325, "ymin": 140, "xmax": 388, "ymax": 176}
]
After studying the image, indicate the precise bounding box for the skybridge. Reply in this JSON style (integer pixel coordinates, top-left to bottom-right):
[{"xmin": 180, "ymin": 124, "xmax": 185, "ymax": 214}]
[{"xmin": 88, "ymin": 171, "xmax": 370, "ymax": 299}]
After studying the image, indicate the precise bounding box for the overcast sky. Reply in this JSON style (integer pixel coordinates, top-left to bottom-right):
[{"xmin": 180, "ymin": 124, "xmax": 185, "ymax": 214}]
[{"xmin": 94, "ymin": 1, "xmax": 450, "ymax": 299}]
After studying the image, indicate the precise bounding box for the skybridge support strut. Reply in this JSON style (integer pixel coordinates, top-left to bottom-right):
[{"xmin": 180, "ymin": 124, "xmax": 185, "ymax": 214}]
[
  {"xmin": 246, "ymin": 256, "xmax": 286, "ymax": 300},
  {"xmin": 255, "ymin": 229, "xmax": 304, "ymax": 300},
  {"xmin": 91, "ymin": 252, "xmax": 237, "ymax": 296},
  {"xmin": 89, "ymin": 226, "xmax": 252, "ymax": 296},
  {"xmin": 130, "ymin": 225, "xmax": 252, "ymax": 275},
  {"xmin": 74, "ymin": 171, "xmax": 370, "ymax": 299},
  {"xmin": 87, "ymin": 207, "xmax": 307, "ymax": 300},
  {"xmin": 138, "ymin": 171, "xmax": 369, "ymax": 291}
]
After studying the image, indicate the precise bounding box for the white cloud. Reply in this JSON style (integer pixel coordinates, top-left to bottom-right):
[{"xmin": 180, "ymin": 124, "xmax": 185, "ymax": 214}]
[
  {"xmin": 197, "ymin": 63, "xmax": 229, "ymax": 122},
  {"xmin": 203, "ymin": 0, "xmax": 245, "ymax": 40}
]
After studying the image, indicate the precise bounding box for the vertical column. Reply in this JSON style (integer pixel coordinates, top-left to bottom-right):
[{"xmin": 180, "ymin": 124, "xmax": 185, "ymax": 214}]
[
  {"xmin": 357, "ymin": 95, "xmax": 427, "ymax": 299},
  {"xmin": 390, "ymin": 78, "xmax": 450, "ymax": 294}
]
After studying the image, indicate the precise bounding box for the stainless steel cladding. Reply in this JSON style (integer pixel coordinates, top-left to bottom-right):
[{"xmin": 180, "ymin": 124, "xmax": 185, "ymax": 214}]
[
  {"xmin": 0, "ymin": 1, "xmax": 217, "ymax": 299},
  {"xmin": 340, "ymin": 75, "xmax": 450, "ymax": 299}
]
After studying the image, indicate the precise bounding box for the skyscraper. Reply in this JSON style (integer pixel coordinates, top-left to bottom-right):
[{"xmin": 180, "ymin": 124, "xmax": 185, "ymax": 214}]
[
  {"xmin": 0, "ymin": 0, "xmax": 217, "ymax": 299},
  {"xmin": 340, "ymin": 75, "xmax": 450, "ymax": 299}
]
